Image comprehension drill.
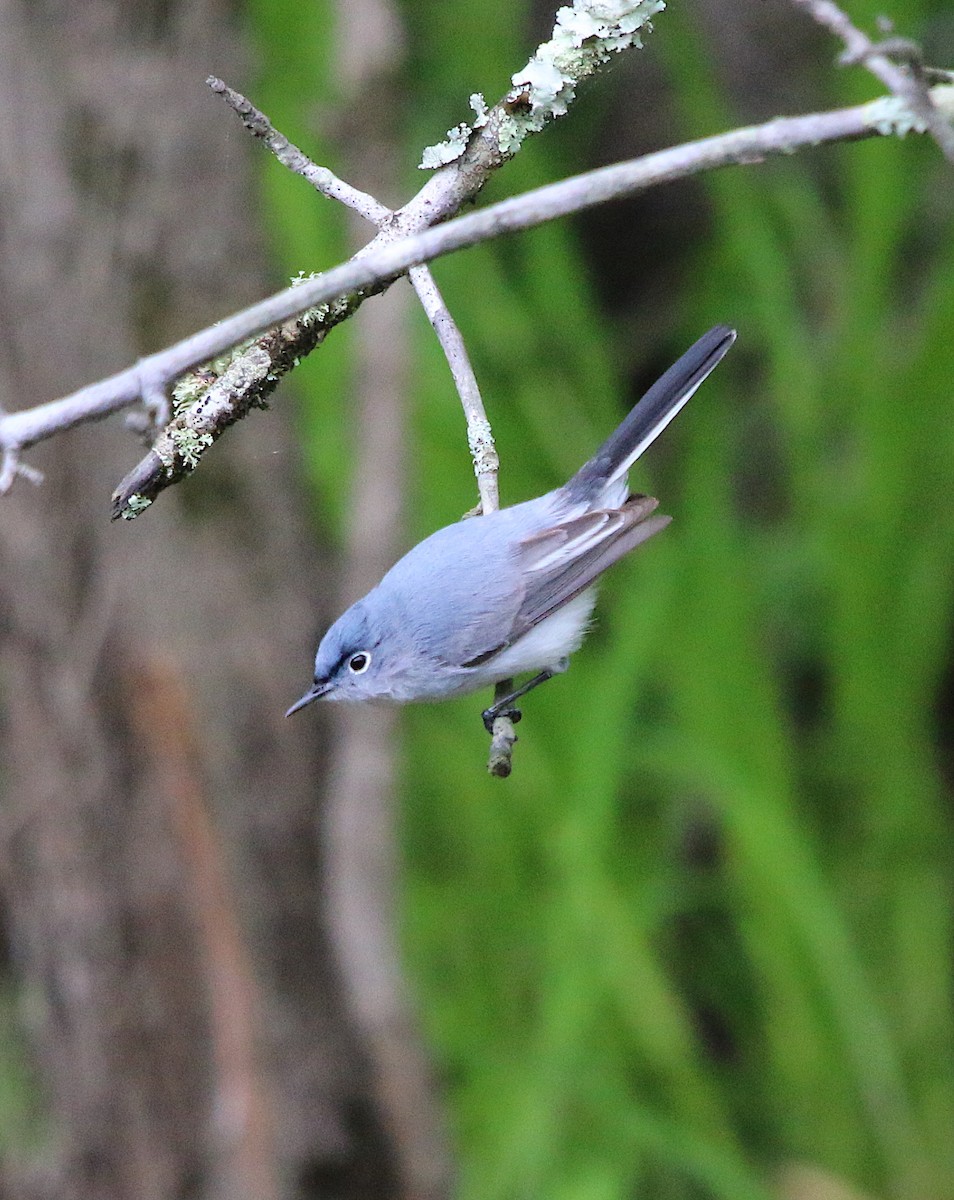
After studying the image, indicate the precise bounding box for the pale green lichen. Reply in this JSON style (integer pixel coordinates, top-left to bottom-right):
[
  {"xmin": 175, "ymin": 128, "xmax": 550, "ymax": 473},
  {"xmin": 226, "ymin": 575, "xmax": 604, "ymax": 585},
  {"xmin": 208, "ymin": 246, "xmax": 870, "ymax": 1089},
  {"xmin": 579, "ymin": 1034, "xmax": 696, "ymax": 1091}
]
[
  {"xmin": 172, "ymin": 338, "xmax": 259, "ymax": 416},
  {"xmin": 469, "ymin": 93, "xmax": 489, "ymax": 128},
  {"xmin": 467, "ymin": 415, "xmax": 499, "ymax": 477},
  {"xmin": 419, "ymin": 0, "xmax": 664, "ymax": 168},
  {"xmin": 218, "ymin": 341, "xmax": 254, "ymax": 368},
  {"xmin": 865, "ymin": 85, "xmax": 954, "ymax": 138},
  {"xmin": 120, "ymin": 493, "xmax": 153, "ymax": 519},
  {"xmin": 502, "ymin": 0, "xmax": 665, "ymax": 152},
  {"xmin": 172, "ymin": 372, "xmax": 212, "ymax": 415},
  {"xmin": 289, "ymin": 275, "xmax": 339, "ymax": 328},
  {"xmin": 299, "ymin": 302, "xmax": 330, "ymax": 329},
  {"xmin": 867, "ymin": 94, "xmax": 928, "ymax": 137},
  {"xmin": 420, "ymin": 122, "xmax": 473, "ymax": 169},
  {"xmin": 170, "ymin": 428, "xmax": 214, "ymax": 469},
  {"xmin": 497, "ymin": 115, "xmax": 528, "ymax": 156}
]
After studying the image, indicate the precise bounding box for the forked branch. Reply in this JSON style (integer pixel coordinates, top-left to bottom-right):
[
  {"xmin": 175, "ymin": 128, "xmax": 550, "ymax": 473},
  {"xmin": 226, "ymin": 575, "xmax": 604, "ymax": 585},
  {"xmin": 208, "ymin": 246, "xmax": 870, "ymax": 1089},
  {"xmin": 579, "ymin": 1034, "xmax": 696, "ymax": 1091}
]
[
  {"xmin": 791, "ymin": 0, "xmax": 954, "ymax": 162},
  {"xmin": 1, "ymin": 4, "xmax": 951, "ymax": 515}
]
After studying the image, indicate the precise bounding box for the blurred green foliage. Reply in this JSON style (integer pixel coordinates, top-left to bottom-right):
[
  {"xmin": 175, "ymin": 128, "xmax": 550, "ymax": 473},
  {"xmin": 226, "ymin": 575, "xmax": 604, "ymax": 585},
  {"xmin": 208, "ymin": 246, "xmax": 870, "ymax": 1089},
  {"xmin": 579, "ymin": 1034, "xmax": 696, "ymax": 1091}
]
[{"xmin": 250, "ymin": 1, "xmax": 954, "ymax": 1197}]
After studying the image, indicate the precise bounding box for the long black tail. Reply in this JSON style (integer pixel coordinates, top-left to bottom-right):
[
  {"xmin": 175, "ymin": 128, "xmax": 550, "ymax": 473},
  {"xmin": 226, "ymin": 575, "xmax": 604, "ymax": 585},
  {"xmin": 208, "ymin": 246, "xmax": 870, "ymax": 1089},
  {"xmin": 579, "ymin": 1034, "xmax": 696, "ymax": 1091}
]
[{"xmin": 563, "ymin": 324, "xmax": 736, "ymax": 503}]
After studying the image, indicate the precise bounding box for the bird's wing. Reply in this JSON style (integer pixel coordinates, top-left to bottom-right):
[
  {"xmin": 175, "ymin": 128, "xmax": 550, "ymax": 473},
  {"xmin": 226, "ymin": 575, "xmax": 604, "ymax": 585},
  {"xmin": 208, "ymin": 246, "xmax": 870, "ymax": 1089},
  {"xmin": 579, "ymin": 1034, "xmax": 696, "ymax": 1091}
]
[{"xmin": 462, "ymin": 494, "xmax": 669, "ymax": 668}]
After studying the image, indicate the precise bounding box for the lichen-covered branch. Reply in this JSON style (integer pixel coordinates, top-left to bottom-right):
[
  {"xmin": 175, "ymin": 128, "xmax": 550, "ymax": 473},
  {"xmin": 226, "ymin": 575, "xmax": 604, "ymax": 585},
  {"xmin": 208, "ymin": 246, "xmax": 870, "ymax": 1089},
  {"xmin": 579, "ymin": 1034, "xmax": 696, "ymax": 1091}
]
[
  {"xmin": 207, "ymin": 79, "xmax": 503, "ymax": 519},
  {"xmin": 419, "ymin": 0, "xmax": 664, "ymax": 166},
  {"xmin": 791, "ymin": 0, "xmax": 954, "ymax": 163},
  {"xmin": 3, "ymin": 76, "xmax": 952, "ymax": 508},
  {"xmin": 103, "ymin": 81, "xmax": 954, "ymax": 516},
  {"xmin": 111, "ymin": 296, "xmax": 357, "ymax": 517},
  {"xmin": 109, "ymin": 0, "xmax": 669, "ymax": 518}
]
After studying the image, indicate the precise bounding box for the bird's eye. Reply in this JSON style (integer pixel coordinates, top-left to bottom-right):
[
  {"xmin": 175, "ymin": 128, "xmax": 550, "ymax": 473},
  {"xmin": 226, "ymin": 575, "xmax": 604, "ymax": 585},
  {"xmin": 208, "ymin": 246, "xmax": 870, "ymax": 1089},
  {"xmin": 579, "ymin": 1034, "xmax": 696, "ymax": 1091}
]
[{"xmin": 348, "ymin": 651, "xmax": 371, "ymax": 674}]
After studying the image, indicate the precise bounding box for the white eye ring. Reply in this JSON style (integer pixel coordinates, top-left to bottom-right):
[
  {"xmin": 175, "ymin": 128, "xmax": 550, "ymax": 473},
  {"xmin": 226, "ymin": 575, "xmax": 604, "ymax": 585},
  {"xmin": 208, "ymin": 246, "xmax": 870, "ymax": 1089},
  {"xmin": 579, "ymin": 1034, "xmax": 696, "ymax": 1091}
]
[{"xmin": 348, "ymin": 651, "xmax": 371, "ymax": 674}]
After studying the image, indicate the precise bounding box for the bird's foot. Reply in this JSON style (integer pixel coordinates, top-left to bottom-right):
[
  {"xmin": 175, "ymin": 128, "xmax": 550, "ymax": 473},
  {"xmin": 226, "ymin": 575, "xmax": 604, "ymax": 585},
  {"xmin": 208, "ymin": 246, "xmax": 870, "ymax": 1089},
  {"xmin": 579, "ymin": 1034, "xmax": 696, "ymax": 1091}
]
[{"xmin": 482, "ymin": 704, "xmax": 523, "ymax": 734}]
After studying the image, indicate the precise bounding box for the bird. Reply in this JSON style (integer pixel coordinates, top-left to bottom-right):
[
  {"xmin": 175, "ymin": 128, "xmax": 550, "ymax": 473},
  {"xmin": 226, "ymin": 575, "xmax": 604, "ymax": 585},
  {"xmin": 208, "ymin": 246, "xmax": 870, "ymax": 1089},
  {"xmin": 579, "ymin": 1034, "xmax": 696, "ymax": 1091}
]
[{"xmin": 287, "ymin": 324, "xmax": 735, "ymax": 730}]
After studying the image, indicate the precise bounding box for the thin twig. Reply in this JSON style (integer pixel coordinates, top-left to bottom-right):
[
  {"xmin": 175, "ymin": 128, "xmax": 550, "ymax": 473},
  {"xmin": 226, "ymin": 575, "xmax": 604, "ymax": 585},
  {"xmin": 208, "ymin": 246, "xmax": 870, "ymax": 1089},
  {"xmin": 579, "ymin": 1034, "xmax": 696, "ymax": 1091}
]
[
  {"xmin": 0, "ymin": 444, "xmax": 44, "ymax": 494},
  {"xmin": 0, "ymin": 446, "xmax": 17, "ymax": 494},
  {"xmin": 0, "ymin": 402, "xmax": 44, "ymax": 492},
  {"xmin": 208, "ymin": 77, "xmax": 392, "ymax": 224},
  {"xmin": 791, "ymin": 0, "xmax": 954, "ymax": 163},
  {"xmin": 139, "ymin": 374, "xmax": 172, "ymax": 432},
  {"xmin": 407, "ymin": 265, "xmax": 500, "ymax": 514}
]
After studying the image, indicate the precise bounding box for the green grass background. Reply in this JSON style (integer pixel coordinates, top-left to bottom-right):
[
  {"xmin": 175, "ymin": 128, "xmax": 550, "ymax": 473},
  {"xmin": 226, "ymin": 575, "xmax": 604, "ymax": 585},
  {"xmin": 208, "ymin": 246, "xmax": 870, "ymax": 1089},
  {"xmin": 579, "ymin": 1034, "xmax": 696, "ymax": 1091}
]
[{"xmin": 250, "ymin": 1, "xmax": 954, "ymax": 1196}]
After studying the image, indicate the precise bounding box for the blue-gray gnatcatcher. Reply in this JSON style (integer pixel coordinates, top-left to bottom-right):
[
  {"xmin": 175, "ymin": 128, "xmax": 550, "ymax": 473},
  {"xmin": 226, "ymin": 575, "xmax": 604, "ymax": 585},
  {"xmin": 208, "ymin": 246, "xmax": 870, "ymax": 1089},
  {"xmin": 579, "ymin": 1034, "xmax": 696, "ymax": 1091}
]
[{"xmin": 288, "ymin": 325, "xmax": 735, "ymax": 729}]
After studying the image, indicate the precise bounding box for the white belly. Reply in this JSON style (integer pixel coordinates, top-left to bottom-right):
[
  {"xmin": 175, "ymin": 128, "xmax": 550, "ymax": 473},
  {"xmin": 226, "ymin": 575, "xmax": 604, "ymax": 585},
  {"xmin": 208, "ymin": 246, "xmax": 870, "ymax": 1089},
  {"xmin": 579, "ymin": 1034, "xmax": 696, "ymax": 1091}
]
[{"xmin": 477, "ymin": 589, "xmax": 597, "ymax": 681}]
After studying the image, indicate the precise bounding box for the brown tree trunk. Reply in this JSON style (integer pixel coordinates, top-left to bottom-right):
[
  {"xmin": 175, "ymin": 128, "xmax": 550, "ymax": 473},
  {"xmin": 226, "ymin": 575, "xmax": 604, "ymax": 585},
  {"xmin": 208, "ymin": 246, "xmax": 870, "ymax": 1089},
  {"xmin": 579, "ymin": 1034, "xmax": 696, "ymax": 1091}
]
[{"xmin": 0, "ymin": 2, "xmax": 410, "ymax": 1197}]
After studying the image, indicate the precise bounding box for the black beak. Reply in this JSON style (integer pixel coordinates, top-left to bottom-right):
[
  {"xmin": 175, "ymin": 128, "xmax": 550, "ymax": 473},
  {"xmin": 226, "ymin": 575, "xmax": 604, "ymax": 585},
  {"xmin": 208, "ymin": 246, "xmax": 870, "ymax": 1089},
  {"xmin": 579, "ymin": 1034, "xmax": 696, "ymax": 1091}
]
[{"xmin": 285, "ymin": 681, "xmax": 331, "ymax": 717}]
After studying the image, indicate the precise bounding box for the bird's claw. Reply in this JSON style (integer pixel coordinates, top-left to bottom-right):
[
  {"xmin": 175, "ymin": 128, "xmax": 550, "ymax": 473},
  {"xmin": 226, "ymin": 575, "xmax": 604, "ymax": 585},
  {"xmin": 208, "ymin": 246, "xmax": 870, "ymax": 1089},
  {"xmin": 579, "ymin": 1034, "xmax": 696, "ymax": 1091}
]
[{"xmin": 482, "ymin": 705, "xmax": 522, "ymax": 734}]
